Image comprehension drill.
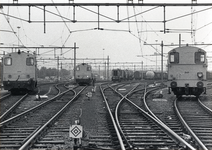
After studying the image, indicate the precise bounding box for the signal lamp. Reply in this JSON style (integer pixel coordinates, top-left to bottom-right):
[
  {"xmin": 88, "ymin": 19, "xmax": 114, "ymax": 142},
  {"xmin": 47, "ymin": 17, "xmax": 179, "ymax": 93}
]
[
  {"xmin": 197, "ymin": 82, "xmax": 203, "ymax": 88},
  {"xmin": 197, "ymin": 72, "xmax": 203, "ymax": 78}
]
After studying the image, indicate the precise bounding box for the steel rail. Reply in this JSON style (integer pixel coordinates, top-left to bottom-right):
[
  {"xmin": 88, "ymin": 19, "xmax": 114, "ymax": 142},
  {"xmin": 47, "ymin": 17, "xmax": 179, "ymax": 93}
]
[
  {"xmin": 100, "ymin": 84, "xmax": 126, "ymax": 150},
  {"xmin": 0, "ymin": 93, "xmax": 28, "ymax": 121},
  {"xmin": 143, "ymin": 86, "xmax": 167, "ymax": 124},
  {"xmin": 114, "ymin": 84, "xmax": 196, "ymax": 150},
  {"xmin": 0, "ymin": 93, "xmax": 11, "ymax": 101},
  {"xmin": 198, "ymin": 98, "xmax": 212, "ymax": 115},
  {"xmin": 112, "ymin": 83, "xmax": 141, "ymax": 149},
  {"xmin": 19, "ymin": 86, "xmax": 86, "ymax": 150},
  {"xmin": 143, "ymin": 87, "xmax": 196, "ymax": 150},
  {"xmin": 174, "ymin": 98, "xmax": 208, "ymax": 150},
  {"xmin": 0, "ymin": 84, "xmax": 64, "ymax": 128}
]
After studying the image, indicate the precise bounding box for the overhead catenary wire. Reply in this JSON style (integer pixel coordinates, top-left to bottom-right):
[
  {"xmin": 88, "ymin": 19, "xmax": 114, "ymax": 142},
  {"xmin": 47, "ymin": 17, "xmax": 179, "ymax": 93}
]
[
  {"xmin": 0, "ymin": 9, "xmax": 29, "ymax": 52},
  {"xmin": 51, "ymin": 0, "xmax": 73, "ymax": 47},
  {"xmin": 133, "ymin": 5, "xmax": 143, "ymax": 56},
  {"xmin": 1, "ymin": 2, "xmax": 212, "ymax": 61}
]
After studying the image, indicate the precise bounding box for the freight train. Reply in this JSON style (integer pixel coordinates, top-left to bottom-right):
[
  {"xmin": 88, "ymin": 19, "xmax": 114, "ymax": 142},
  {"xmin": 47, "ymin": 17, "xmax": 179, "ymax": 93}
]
[
  {"xmin": 167, "ymin": 46, "xmax": 207, "ymax": 97},
  {"xmin": 111, "ymin": 69, "xmax": 167, "ymax": 82},
  {"xmin": 111, "ymin": 69, "xmax": 134, "ymax": 82},
  {"xmin": 2, "ymin": 50, "xmax": 37, "ymax": 94},
  {"xmin": 75, "ymin": 63, "xmax": 94, "ymax": 85}
]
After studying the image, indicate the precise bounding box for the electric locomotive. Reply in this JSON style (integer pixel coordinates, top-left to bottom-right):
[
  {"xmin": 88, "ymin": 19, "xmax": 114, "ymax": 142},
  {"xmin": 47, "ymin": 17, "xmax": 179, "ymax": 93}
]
[
  {"xmin": 167, "ymin": 46, "xmax": 207, "ymax": 97},
  {"xmin": 75, "ymin": 63, "xmax": 94, "ymax": 85},
  {"xmin": 2, "ymin": 50, "xmax": 37, "ymax": 94},
  {"xmin": 111, "ymin": 69, "xmax": 123, "ymax": 82}
]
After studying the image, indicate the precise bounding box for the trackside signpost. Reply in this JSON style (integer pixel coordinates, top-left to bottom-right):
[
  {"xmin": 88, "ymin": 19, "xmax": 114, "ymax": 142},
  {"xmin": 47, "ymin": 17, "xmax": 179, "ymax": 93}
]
[
  {"xmin": 70, "ymin": 125, "xmax": 83, "ymax": 139},
  {"xmin": 70, "ymin": 124, "xmax": 83, "ymax": 150}
]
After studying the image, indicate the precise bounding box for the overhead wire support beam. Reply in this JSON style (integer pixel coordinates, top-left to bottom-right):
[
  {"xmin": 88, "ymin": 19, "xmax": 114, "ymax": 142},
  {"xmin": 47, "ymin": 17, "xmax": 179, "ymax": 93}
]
[
  {"xmin": 117, "ymin": 5, "xmax": 120, "ymax": 23},
  {"xmin": 28, "ymin": 5, "xmax": 31, "ymax": 23},
  {"xmin": 0, "ymin": 46, "xmax": 78, "ymax": 49},
  {"xmin": 144, "ymin": 43, "xmax": 212, "ymax": 47},
  {"xmin": 1, "ymin": 2, "xmax": 212, "ymax": 34},
  {"xmin": 97, "ymin": 5, "xmax": 100, "ymax": 30},
  {"xmin": 1, "ymin": 3, "xmax": 212, "ymax": 7},
  {"xmin": 163, "ymin": 6, "xmax": 166, "ymax": 34},
  {"xmin": 1, "ymin": 3, "xmax": 211, "ymax": 26},
  {"xmin": 73, "ymin": 5, "xmax": 76, "ymax": 23},
  {"xmin": 44, "ymin": 5, "xmax": 46, "ymax": 33}
]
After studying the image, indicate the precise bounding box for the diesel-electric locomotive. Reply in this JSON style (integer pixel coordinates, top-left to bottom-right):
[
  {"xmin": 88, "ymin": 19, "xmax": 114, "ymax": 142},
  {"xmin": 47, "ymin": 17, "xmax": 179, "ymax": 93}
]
[
  {"xmin": 2, "ymin": 50, "xmax": 37, "ymax": 94},
  {"xmin": 75, "ymin": 63, "xmax": 94, "ymax": 85},
  {"xmin": 167, "ymin": 46, "xmax": 207, "ymax": 97}
]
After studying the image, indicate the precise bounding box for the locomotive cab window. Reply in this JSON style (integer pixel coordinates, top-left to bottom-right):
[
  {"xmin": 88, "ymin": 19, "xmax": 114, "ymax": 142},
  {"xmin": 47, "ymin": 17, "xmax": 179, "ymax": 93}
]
[
  {"xmin": 87, "ymin": 66, "xmax": 91, "ymax": 71},
  {"xmin": 169, "ymin": 52, "xmax": 179, "ymax": 63},
  {"xmin": 113, "ymin": 70, "xmax": 118, "ymax": 76},
  {"xmin": 195, "ymin": 52, "xmax": 205, "ymax": 63},
  {"xmin": 4, "ymin": 57, "xmax": 12, "ymax": 66},
  {"xmin": 26, "ymin": 57, "xmax": 34, "ymax": 66}
]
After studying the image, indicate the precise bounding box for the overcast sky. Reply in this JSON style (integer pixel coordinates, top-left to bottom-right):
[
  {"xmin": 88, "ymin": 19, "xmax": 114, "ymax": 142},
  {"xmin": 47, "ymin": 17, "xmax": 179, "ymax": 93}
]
[{"xmin": 1, "ymin": 0, "xmax": 212, "ymax": 71}]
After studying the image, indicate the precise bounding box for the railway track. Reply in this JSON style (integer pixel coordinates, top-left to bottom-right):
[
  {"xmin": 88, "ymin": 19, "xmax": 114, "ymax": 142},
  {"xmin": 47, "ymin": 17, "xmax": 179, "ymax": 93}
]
[
  {"xmin": 0, "ymin": 84, "xmax": 61, "ymax": 122},
  {"xmin": 112, "ymin": 83, "xmax": 195, "ymax": 150},
  {"xmin": 1, "ymin": 81, "xmax": 210, "ymax": 149},
  {"xmin": 176, "ymin": 97, "xmax": 212, "ymax": 150},
  {"xmin": 0, "ymin": 92, "xmax": 11, "ymax": 101},
  {"xmin": 85, "ymin": 83, "xmax": 124, "ymax": 150},
  {"xmin": 0, "ymin": 83, "xmax": 80, "ymax": 149},
  {"xmin": 143, "ymin": 83, "xmax": 212, "ymax": 150},
  {"xmin": 25, "ymin": 85, "xmax": 86, "ymax": 149},
  {"xmin": 89, "ymin": 82, "xmax": 192, "ymax": 150},
  {"xmin": 0, "ymin": 94, "xmax": 28, "ymax": 121}
]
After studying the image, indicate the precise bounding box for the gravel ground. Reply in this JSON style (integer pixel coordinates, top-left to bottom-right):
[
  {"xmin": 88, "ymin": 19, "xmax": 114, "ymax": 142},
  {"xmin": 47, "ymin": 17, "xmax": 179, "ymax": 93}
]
[
  {"xmin": 146, "ymin": 87, "xmax": 176, "ymax": 121},
  {"xmin": 3, "ymin": 81, "xmax": 211, "ymax": 149},
  {"xmin": 80, "ymin": 83, "xmax": 106, "ymax": 144},
  {"xmin": 199, "ymin": 86, "xmax": 212, "ymax": 109}
]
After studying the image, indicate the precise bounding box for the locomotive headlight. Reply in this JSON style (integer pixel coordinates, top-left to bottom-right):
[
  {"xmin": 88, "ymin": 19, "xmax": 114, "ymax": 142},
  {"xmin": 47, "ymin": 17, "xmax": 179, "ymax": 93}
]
[
  {"xmin": 197, "ymin": 82, "xmax": 204, "ymax": 88},
  {"xmin": 197, "ymin": 72, "xmax": 203, "ymax": 78}
]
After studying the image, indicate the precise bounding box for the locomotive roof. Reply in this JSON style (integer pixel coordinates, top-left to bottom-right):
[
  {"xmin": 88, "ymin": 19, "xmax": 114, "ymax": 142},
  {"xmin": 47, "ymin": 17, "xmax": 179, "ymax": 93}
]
[
  {"xmin": 168, "ymin": 46, "xmax": 206, "ymax": 54},
  {"xmin": 3, "ymin": 50, "xmax": 35, "ymax": 57},
  {"xmin": 77, "ymin": 63, "xmax": 91, "ymax": 66}
]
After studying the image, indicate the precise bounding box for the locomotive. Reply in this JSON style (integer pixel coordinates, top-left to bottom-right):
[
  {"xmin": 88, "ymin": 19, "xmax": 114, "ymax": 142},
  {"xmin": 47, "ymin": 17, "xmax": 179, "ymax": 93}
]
[
  {"xmin": 167, "ymin": 46, "xmax": 207, "ymax": 97},
  {"xmin": 75, "ymin": 63, "xmax": 94, "ymax": 85},
  {"xmin": 111, "ymin": 69, "xmax": 134, "ymax": 82},
  {"xmin": 111, "ymin": 69, "xmax": 124, "ymax": 82},
  {"xmin": 2, "ymin": 50, "xmax": 37, "ymax": 94}
]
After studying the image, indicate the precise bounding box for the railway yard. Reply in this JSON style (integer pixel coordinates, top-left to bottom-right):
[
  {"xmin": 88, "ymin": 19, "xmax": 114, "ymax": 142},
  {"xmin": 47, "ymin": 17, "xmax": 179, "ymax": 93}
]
[
  {"xmin": 0, "ymin": 80, "xmax": 212, "ymax": 150},
  {"xmin": 1, "ymin": 2, "xmax": 212, "ymax": 150}
]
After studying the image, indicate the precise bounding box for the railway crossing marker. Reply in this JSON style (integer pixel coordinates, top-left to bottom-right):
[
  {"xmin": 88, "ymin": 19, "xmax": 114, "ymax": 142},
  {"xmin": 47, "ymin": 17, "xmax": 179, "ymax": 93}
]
[{"xmin": 70, "ymin": 125, "xmax": 83, "ymax": 138}]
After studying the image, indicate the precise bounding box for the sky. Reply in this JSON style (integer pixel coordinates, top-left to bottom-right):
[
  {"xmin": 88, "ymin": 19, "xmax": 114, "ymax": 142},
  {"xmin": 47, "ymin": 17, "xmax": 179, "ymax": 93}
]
[{"xmin": 1, "ymin": 0, "xmax": 212, "ymax": 71}]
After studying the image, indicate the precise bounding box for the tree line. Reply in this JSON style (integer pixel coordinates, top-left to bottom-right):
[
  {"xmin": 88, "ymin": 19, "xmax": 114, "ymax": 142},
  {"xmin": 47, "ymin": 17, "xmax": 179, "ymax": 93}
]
[{"xmin": 37, "ymin": 67, "xmax": 70, "ymax": 79}]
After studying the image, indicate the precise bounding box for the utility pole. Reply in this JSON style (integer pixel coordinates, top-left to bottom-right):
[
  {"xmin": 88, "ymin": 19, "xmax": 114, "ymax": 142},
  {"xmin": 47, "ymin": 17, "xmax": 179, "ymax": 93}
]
[
  {"xmin": 73, "ymin": 43, "xmax": 77, "ymax": 82},
  {"xmin": 103, "ymin": 48, "xmax": 105, "ymax": 80},
  {"xmin": 141, "ymin": 61, "xmax": 143, "ymax": 80},
  {"xmin": 57, "ymin": 56, "xmax": 59, "ymax": 81},
  {"xmin": 161, "ymin": 41, "xmax": 164, "ymax": 82},
  {"xmin": 107, "ymin": 56, "xmax": 109, "ymax": 80}
]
